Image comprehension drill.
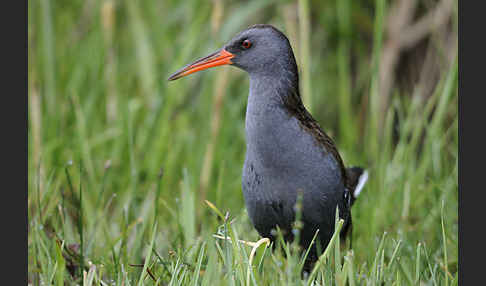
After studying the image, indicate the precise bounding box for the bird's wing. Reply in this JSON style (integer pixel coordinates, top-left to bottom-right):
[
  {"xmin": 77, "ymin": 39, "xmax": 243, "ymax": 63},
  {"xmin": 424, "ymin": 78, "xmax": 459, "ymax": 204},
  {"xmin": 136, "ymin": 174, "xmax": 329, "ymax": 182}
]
[{"xmin": 282, "ymin": 90, "xmax": 348, "ymax": 184}]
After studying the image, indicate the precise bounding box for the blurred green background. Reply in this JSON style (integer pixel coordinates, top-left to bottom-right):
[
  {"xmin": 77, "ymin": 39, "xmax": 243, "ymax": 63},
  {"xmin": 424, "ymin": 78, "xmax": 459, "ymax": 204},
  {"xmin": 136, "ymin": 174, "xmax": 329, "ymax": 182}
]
[{"xmin": 28, "ymin": 0, "xmax": 458, "ymax": 284}]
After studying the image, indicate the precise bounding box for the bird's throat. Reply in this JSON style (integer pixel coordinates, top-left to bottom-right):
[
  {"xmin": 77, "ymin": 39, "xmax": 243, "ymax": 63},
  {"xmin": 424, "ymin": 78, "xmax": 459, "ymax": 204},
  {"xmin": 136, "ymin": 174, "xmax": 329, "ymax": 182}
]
[{"xmin": 245, "ymin": 74, "xmax": 302, "ymax": 170}]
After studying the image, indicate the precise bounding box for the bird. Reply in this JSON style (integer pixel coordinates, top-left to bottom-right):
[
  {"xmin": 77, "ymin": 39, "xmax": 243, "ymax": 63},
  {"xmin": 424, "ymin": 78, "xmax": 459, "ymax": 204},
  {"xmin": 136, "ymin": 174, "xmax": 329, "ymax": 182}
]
[{"xmin": 168, "ymin": 24, "xmax": 368, "ymax": 270}]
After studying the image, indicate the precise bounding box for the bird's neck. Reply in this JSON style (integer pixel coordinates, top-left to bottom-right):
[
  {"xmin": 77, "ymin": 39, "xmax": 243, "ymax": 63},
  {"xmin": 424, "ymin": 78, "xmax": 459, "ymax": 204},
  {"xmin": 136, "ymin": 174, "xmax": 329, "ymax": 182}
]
[
  {"xmin": 247, "ymin": 69, "xmax": 301, "ymax": 116},
  {"xmin": 245, "ymin": 72, "xmax": 304, "ymax": 168}
]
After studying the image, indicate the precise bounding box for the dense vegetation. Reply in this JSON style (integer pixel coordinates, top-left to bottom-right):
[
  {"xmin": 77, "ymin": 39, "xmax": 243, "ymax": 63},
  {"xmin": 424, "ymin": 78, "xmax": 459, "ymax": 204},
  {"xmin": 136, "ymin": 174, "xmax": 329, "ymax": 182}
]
[{"xmin": 28, "ymin": 0, "xmax": 458, "ymax": 284}]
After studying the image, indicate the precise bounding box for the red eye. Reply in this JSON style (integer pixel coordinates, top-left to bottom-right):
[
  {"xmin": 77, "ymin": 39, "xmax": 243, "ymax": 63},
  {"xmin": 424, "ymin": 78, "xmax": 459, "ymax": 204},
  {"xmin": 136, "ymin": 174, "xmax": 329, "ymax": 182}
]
[{"xmin": 242, "ymin": 39, "xmax": 252, "ymax": 49}]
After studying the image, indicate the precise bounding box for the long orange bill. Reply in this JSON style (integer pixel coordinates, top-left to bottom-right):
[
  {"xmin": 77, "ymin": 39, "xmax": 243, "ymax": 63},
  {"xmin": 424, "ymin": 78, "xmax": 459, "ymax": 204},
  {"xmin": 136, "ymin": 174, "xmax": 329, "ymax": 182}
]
[{"xmin": 168, "ymin": 49, "xmax": 234, "ymax": 81}]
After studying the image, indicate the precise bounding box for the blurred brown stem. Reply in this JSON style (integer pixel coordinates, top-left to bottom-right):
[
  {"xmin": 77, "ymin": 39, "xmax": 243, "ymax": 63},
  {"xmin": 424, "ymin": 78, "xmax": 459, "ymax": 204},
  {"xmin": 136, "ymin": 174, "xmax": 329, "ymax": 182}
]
[
  {"xmin": 29, "ymin": 77, "xmax": 43, "ymax": 196},
  {"xmin": 198, "ymin": 71, "xmax": 229, "ymax": 215},
  {"xmin": 198, "ymin": 0, "xmax": 226, "ymax": 218},
  {"xmin": 282, "ymin": 3, "xmax": 300, "ymax": 63},
  {"xmin": 298, "ymin": 0, "xmax": 313, "ymax": 112},
  {"xmin": 101, "ymin": 0, "xmax": 118, "ymax": 123},
  {"xmin": 379, "ymin": 0, "xmax": 454, "ymax": 126}
]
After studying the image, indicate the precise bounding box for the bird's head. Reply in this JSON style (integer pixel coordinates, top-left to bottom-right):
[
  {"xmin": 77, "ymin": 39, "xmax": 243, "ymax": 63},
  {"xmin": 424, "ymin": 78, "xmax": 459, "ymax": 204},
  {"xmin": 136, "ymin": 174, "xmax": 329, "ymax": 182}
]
[{"xmin": 168, "ymin": 24, "xmax": 297, "ymax": 81}]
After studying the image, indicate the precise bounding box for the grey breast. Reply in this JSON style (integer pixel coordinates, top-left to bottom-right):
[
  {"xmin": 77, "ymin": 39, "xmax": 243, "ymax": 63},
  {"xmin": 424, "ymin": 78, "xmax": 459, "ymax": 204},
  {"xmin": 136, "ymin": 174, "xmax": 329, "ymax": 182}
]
[{"xmin": 241, "ymin": 98, "xmax": 344, "ymax": 237}]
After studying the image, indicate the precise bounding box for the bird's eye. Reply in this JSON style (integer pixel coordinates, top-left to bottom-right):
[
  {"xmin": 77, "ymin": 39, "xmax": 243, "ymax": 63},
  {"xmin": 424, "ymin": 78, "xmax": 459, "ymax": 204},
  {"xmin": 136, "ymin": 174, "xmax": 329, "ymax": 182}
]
[{"xmin": 242, "ymin": 39, "xmax": 252, "ymax": 49}]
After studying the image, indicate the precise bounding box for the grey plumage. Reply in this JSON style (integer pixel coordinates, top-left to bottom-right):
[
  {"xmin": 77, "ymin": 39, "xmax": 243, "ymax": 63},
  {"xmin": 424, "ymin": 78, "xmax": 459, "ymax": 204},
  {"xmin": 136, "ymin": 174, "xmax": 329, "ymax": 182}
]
[{"xmin": 168, "ymin": 24, "xmax": 368, "ymax": 270}]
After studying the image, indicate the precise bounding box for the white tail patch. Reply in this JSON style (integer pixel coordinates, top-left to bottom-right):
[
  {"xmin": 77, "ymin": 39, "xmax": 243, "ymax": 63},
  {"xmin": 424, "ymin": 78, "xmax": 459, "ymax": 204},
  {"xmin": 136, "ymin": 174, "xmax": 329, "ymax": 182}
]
[{"xmin": 353, "ymin": 170, "xmax": 368, "ymax": 198}]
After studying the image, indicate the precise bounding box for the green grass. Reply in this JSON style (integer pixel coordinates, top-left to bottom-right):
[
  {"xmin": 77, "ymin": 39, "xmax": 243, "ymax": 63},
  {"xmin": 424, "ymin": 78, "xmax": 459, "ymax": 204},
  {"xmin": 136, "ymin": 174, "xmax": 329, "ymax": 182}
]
[{"xmin": 28, "ymin": 0, "xmax": 458, "ymax": 285}]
